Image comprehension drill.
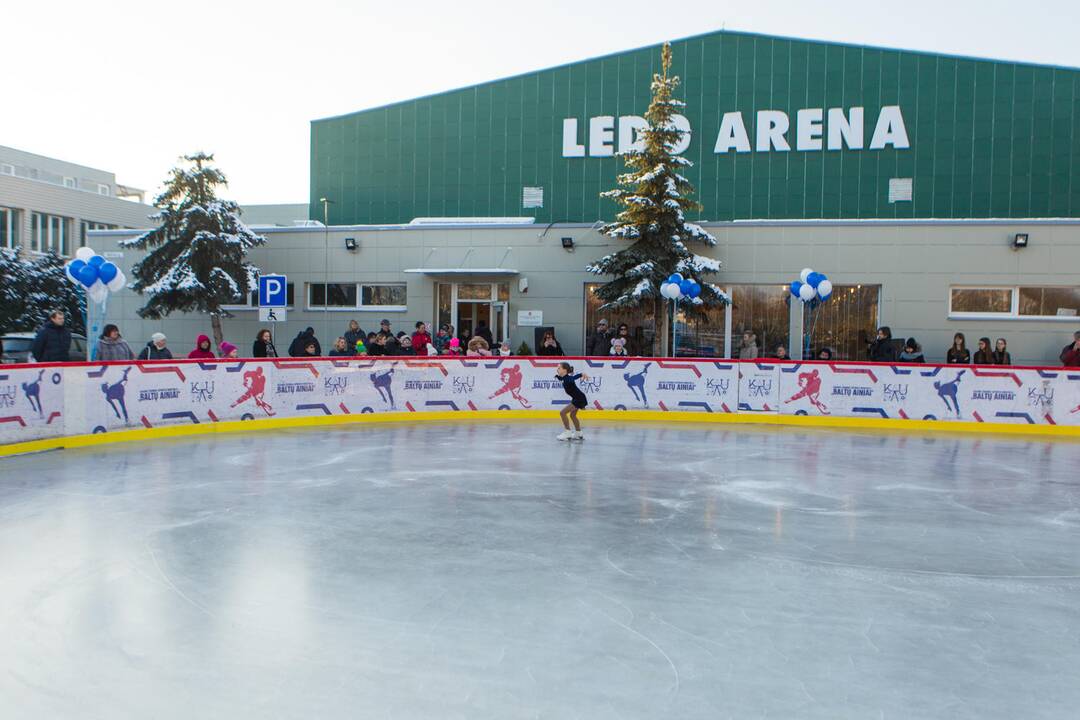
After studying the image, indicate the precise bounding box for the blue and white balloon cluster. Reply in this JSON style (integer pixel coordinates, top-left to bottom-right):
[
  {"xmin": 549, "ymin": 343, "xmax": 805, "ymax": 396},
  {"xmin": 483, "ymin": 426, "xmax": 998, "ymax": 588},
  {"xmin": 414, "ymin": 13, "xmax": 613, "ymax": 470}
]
[
  {"xmin": 65, "ymin": 246, "xmax": 126, "ymax": 304},
  {"xmin": 789, "ymin": 267, "xmax": 833, "ymax": 303},
  {"xmin": 660, "ymin": 273, "xmax": 703, "ymax": 305}
]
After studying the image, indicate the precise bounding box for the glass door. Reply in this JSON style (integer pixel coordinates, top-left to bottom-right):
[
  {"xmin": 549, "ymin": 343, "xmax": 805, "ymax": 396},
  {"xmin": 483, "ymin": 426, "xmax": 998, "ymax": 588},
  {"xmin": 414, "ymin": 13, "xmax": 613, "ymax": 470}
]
[{"xmin": 492, "ymin": 302, "xmax": 508, "ymax": 345}]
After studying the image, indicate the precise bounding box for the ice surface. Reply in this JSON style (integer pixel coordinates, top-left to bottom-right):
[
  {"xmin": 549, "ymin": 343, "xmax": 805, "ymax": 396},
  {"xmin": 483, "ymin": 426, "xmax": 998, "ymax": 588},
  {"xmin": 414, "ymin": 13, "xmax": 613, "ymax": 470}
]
[{"xmin": 1, "ymin": 423, "xmax": 1079, "ymax": 719}]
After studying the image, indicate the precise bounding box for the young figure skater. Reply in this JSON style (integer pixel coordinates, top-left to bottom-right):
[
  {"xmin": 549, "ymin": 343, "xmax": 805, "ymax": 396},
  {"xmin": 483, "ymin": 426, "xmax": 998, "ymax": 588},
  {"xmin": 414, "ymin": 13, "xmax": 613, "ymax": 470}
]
[{"xmin": 555, "ymin": 362, "xmax": 590, "ymax": 441}]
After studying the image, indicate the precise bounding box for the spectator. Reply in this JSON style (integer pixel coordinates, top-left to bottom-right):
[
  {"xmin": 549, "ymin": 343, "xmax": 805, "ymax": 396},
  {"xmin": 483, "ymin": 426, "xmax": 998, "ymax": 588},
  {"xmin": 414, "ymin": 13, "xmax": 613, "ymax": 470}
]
[
  {"xmin": 739, "ymin": 332, "xmax": 758, "ymax": 360},
  {"xmin": 614, "ymin": 323, "xmax": 637, "ymax": 356},
  {"xmin": 289, "ymin": 327, "xmax": 321, "ymax": 357},
  {"xmin": 188, "ymin": 334, "xmax": 215, "ymax": 359},
  {"xmin": 868, "ymin": 326, "xmax": 899, "ymax": 363},
  {"xmin": 365, "ymin": 332, "xmax": 383, "ymax": 356},
  {"xmin": 772, "ymin": 344, "xmax": 789, "ymax": 360},
  {"xmin": 610, "ymin": 338, "xmax": 628, "ymax": 356},
  {"xmin": 496, "ymin": 340, "xmax": 512, "ymax": 356},
  {"xmin": 973, "ymin": 337, "xmax": 994, "ymax": 365},
  {"xmin": 899, "ymin": 337, "xmax": 925, "ymax": 363},
  {"xmin": 328, "ymin": 337, "xmax": 351, "ymax": 356},
  {"xmin": 946, "ymin": 332, "xmax": 970, "ymax": 364},
  {"xmin": 30, "ymin": 310, "xmax": 72, "ymax": 363},
  {"xmin": 444, "ymin": 337, "xmax": 462, "ymax": 356},
  {"xmin": 301, "ymin": 339, "xmax": 319, "ymax": 357},
  {"xmin": 253, "ymin": 329, "xmax": 278, "ymax": 358},
  {"xmin": 475, "ymin": 320, "xmax": 494, "ymax": 346},
  {"xmin": 412, "ymin": 322, "xmax": 433, "ymax": 355},
  {"xmin": 378, "ymin": 319, "xmax": 393, "ymax": 338},
  {"xmin": 434, "ymin": 324, "xmax": 452, "ymax": 354},
  {"xmin": 219, "ymin": 342, "xmax": 239, "ymax": 359},
  {"xmin": 344, "ymin": 320, "xmax": 365, "ymax": 351},
  {"xmin": 138, "ymin": 333, "xmax": 173, "ymax": 361},
  {"xmin": 1062, "ymin": 335, "xmax": 1080, "ymax": 366},
  {"xmin": 993, "ymin": 338, "xmax": 1012, "ymax": 366},
  {"xmin": 383, "ymin": 333, "xmax": 401, "ymax": 356},
  {"xmin": 467, "ymin": 336, "xmax": 491, "ymax": 356},
  {"xmin": 588, "ymin": 319, "xmax": 612, "ymax": 356},
  {"xmin": 96, "ymin": 324, "xmax": 135, "ymax": 361},
  {"xmin": 818, "ymin": 347, "xmax": 833, "ymax": 361},
  {"xmin": 1060, "ymin": 331, "xmax": 1080, "ymax": 366},
  {"xmin": 398, "ymin": 334, "xmax": 416, "ymax": 356},
  {"xmin": 537, "ymin": 330, "xmax": 564, "ymax": 356}
]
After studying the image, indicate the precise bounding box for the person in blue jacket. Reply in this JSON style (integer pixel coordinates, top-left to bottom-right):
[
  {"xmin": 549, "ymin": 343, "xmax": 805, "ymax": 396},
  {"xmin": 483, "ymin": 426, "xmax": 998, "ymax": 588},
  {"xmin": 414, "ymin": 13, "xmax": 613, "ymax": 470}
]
[{"xmin": 555, "ymin": 362, "xmax": 590, "ymax": 442}]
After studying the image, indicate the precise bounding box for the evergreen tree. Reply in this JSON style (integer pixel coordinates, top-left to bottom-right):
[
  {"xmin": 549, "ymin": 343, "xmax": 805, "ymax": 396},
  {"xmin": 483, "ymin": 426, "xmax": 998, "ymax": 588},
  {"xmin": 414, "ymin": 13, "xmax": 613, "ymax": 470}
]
[
  {"xmin": 586, "ymin": 43, "xmax": 727, "ymax": 351},
  {"xmin": 121, "ymin": 153, "xmax": 265, "ymax": 348},
  {"xmin": 0, "ymin": 249, "xmax": 25, "ymax": 334},
  {"xmin": 19, "ymin": 252, "xmax": 86, "ymax": 335}
]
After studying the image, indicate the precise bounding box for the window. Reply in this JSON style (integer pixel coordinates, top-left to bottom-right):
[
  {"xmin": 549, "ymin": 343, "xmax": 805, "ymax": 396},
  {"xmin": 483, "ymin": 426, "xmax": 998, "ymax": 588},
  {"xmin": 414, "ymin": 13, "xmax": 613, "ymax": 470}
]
[
  {"xmin": 223, "ymin": 283, "xmax": 296, "ymax": 310},
  {"xmin": 584, "ymin": 282, "xmax": 658, "ymax": 356},
  {"xmin": 97, "ymin": 184, "xmax": 110, "ymax": 196},
  {"xmin": 456, "ymin": 283, "xmax": 492, "ymax": 300},
  {"xmin": 949, "ymin": 286, "xmax": 1080, "ymax": 320},
  {"xmin": 80, "ymin": 220, "xmax": 117, "ymax": 248},
  {"xmin": 63, "ymin": 177, "xmax": 77, "ymax": 189},
  {"xmin": 804, "ymin": 284, "xmax": 881, "ymax": 360},
  {"xmin": 31, "ymin": 212, "xmax": 71, "ymax": 255},
  {"xmin": 729, "ymin": 285, "xmax": 790, "ymax": 359},
  {"xmin": 307, "ymin": 282, "xmax": 407, "ymax": 310},
  {"xmin": 0, "ymin": 163, "xmax": 14, "ymax": 176},
  {"xmin": 1, "ymin": 207, "xmax": 19, "ymax": 249}
]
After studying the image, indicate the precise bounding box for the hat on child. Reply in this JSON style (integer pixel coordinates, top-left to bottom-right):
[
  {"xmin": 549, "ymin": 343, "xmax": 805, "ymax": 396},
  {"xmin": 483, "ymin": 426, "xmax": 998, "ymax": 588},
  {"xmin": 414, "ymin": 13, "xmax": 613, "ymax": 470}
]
[
  {"xmin": 151, "ymin": 332, "xmax": 166, "ymax": 342},
  {"xmin": 219, "ymin": 341, "xmax": 238, "ymax": 355},
  {"xmin": 449, "ymin": 337, "xmax": 460, "ymax": 348}
]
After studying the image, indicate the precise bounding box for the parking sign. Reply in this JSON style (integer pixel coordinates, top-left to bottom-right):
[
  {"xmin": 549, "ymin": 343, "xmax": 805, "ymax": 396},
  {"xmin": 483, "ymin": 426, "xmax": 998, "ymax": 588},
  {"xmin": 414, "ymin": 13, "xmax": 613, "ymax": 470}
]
[{"xmin": 258, "ymin": 274, "xmax": 287, "ymax": 307}]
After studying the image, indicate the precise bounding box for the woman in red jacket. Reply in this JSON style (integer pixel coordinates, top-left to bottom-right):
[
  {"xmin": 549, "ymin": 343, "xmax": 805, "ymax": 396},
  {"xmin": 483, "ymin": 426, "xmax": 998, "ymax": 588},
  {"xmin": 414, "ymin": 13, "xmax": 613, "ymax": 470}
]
[
  {"xmin": 411, "ymin": 322, "xmax": 433, "ymax": 356},
  {"xmin": 188, "ymin": 334, "xmax": 216, "ymax": 359}
]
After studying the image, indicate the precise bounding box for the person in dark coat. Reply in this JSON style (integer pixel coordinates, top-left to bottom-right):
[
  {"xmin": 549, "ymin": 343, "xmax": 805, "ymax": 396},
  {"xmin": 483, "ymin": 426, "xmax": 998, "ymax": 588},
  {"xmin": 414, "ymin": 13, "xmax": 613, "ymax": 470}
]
[
  {"xmin": 475, "ymin": 320, "xmax": 494, "ymax": 346},
  {"xmin": 344, "ymin": 320, "xmax": 365, "ymax": 353},
  {"xmin": 946, "ymin": 333, "xmax": 970, "ymax": 364},
  {"xmin": 898, "ymin": 337, "xmax": 926, "ymax": 363},
  {"xmin": 588, "ymin": 319, "xmax": 612, "ymax": 356},
  {"xmin": 536, "ymin": 330, "xmax": 564, "ymax": 356},
  {"xmin": 328, "ymin": 337, "xmax": 351, "ymax": 357},
  {"xmin": 868, "ymin": 326, "xmax": 899, "ymax": 363},
  {"xmin": 138, "ymin": 333, "xmax": 173, "ymax": 360},
  {"xmin": 30, "ymin": 310, "xmax": 72, "ymax": 362},
  {"xmin": 993, "ymin": 338, "xmax": 1012, "ymax": 366},
  {"xmin": 973, "ymin": 337, "xmax": 994, "ymax": 365},
  {"xmin": 253, "ymin": 329, "xmax": 278, "ymax": 358},
  {"xmin": 365, "ymin": 332, "xmax": 383, "ymax": 356},
  {"xmin": 289, "ymin": 327, "xmax": 321, "ymax": 357},
  {"xmin": 1060, "ymin": 331, "xmax": 1080, "ymax": 366}
]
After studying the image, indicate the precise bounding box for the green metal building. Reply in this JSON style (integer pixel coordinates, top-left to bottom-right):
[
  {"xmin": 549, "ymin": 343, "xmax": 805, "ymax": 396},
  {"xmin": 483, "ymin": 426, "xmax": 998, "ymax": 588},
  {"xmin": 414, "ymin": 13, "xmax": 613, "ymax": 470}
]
[{"xmin": 310, "ymin": 29, "xmax": 1080, "ymax": 225}]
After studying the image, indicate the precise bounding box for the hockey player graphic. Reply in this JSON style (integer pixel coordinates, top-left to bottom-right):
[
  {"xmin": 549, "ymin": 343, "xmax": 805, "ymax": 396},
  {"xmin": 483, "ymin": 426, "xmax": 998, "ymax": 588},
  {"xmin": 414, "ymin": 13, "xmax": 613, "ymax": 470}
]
[
  {"xmin": 489, "ymin": 365, "xmax": 531, "ymax": 408},
  {"xmin": 231, "ymin": 366, "xmax": 275, "ymax": 416},
  {"xmin": 785, "ymin": 368, "xmax": 829, "ymax": 414}
]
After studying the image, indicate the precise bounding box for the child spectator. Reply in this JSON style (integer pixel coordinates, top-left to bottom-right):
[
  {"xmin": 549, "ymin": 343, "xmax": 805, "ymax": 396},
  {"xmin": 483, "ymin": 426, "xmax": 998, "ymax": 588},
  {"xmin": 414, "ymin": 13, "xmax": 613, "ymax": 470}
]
[
  {"xmin": 818, "ymin": 347, "xmax": 833, "ymax": 361},
  {"xmin": 467, "ymin": 336, "xmax": 491, "ymax": 356},
  {"xmin": 898, "ymin": 337, "xmax": 925, "ymax": 363},
  {"xmin": 973, "ymin": 337, "xmax": 994, "ymax": 365},
  {"xmin": 610, "ymin": 337, "xmax": 628, "ymax": 356},
  {"xmin": 412, "ymin": 322, "xmax": 432, "ymax": 354},
  {"xmin": 398, "ymin": 334, "xmax": 415, "ymax": 356},
  {"xmin": 219, "ymin": 341, "xmax": 239, "ymax": 359},
  {"xmin": 188, "ymin": 334, "xmax": 215, "ymax": 359},
  {"xmin": 445, "ymin": 337, "xmax": 462, "ymax": 356}
]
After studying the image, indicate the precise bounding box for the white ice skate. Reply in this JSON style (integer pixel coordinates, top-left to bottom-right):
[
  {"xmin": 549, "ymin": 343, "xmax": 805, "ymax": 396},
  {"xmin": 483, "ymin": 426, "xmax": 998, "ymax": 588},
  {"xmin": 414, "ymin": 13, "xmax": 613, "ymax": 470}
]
[
  {"xmin": 556, "ymin": 430, "xmax": 574, "ymax": 441},
  {"xmin": 571, "ymin": 431, "xmax": 584, "ymax": 442}
]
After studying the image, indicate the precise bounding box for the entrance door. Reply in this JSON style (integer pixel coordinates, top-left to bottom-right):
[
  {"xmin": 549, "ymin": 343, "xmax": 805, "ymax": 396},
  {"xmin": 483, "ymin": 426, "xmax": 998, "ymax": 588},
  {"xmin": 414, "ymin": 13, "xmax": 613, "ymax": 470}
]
[{"xmin": 492, "ymin": 302, "xmax": 508, "ymax": 345}]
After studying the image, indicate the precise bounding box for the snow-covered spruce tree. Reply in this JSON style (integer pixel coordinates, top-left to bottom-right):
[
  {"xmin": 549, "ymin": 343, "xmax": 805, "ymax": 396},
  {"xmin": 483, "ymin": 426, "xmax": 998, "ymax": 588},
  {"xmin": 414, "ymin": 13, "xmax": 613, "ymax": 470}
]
[
  {"xmin": 122, "ymin": 153, "xmax": 265, "ymax": 348},
  {"xmin": 586, "ymin": 43, "xmax": 727, "ymax": 353},
  {"xmin": 0, "ymin": 248, "xmax": 26, "ymax": 334},
  {"xmin": 17, "ymin": 252, "xmax": 86, "ymax": 335}
]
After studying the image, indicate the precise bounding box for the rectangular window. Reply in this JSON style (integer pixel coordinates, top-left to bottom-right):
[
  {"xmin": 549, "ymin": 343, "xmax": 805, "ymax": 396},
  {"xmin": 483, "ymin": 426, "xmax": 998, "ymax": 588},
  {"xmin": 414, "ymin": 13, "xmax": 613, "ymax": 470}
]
[
  {"xmin": 307, "ymin": 282, "xmax": 407, "ymax": 310},
  {"xmin": 361, "ymin": 284, "xmax": 407, "ymax": 307},
  {"xmin": 1018, "ymin": 287, "xmax": 1080, "ymax": 318},
  {"xmin": 804, "ymin": 284, "xmax": 882, "ymax": 361},
  {"xmin": 583, "ymin": 282, "xmax": 658, "ymax": 357},
  {"xmin": 309, "ymin": 283, "xmax": 357, "ymax": 308},
  {"xmin": 0, "ymin": 207, "xmax": 19, "ymax": 249},
  {"xmin": 949, "ymin": 286, "xmax": 1080, "ymax": 320},
  {"xmin": 456, "ymin": 283, "xmax": 492, "ymax": 300},
  {"xmin": 949, "ymin": 288, "xmax": 1014, "ymax": 315},
  {"xmin": 80, "ymin": 220, "xmax": 117, "ymax": 248},
  {"xmin": 224, "ymin": 283, "xmax": 296, "ymax": 310},
  {"xmin": 31, "ymin": 212, "xmax": 72, "ymax": 255},
  {"xmin": 97, "ymin": 184, "xmax": 110, "ymax": 196},
  {"xmin": 0, "ymin": 163, "xmax": 14, "ymax": 175},
  {"xmin": 729, "ymin": 285, "xmax": 790, "ymax": 359},
  {"xmin": 63, "ymin": 177, "xmax": 76, "ymax": 189}
]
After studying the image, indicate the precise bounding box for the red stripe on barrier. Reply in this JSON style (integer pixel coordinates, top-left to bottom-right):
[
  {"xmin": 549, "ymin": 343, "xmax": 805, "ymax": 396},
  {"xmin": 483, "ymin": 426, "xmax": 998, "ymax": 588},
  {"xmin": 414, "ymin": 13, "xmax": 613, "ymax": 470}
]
[
  {"xmin": 137, "ymin": 365, "xmax": 187, "ymax": 382},
  {"xmin": 593, "ymin": 400, "xmax": 604, "ymax": 410},
  {"xmin": 1045, "ymin": 414, "xmax": 1056, "ymax": 425},
  {"xmin": 467, "ymin": 400, "xmax": 478, "ymax": 411},
  {"xmin": 0, "ymin": 416, "xmax": 27, "ymax": 427},
  {"xmin": 721, "ymin": 403, "xmax": 731, "ymax": 413},
  {"xmin": 207, "ymin": 409, "xmax": 219, "ymax": 422},
  {"xmin": 140, "ymin": 416, "xmax": 153, "ymax": 428},
  {"xmin": 272, "ymin": 361, "xmax": 320, "ymax": 377},
  {"xmin": 658, "ymin": 401, "xmax": 669, "ymax": 411},
  {"xmin": 405, "ymin": 402, "xmax": 416, "ymax": 412},
  {"xmin": 46, "ymin": 411, "xmax": 62, "ymax": 424},
  {"xmin": 972, "ymin": 411, "xmax": 984, "ymax": 423},
  {"xmin": 655, "ymin": 362, "xmax": 703, "ymax": 377},
  {"xmin": 898, "ymin": 409, "xmax": 909, "ymax": 419},
  {"xmin": 970, "ymin": 367, "xmax": 1023, "ymax": 387},
  {"xmin": 338, "ymin": 403, "xmax": 350, "ymax": 414}
]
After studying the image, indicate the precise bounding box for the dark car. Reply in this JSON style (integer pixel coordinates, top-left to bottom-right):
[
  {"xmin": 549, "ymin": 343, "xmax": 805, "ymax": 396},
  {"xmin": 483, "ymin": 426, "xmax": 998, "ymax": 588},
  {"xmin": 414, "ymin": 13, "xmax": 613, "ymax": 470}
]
[{"xmin": 1, "ymin": 332, "xmax": 88, "ymax": 363}]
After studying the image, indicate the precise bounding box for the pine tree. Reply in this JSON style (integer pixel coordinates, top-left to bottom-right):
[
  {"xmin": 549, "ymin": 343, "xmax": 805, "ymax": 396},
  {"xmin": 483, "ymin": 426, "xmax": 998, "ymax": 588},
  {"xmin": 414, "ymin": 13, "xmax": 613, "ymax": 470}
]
[
  {"xmin": 586, "ymin": 43, "xmax": 727, "ymax": 352},
  {"xmin": 121, "ymin": 153, "xmax": 265, "ymax": 348},
  {"xmin": 18, "ymin": 252, "xmax": 86, "ymax": 335},
  {"xmin": 0, "ymin": 249, "xmax": 25, "ymax": 334}
]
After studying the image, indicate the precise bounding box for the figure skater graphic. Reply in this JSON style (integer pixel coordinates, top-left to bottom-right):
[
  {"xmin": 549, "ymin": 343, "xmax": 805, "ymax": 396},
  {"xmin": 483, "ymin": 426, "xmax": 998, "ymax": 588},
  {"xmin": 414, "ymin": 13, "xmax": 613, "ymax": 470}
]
[
  {"xmin": 489, "ymin": 365, "xmax": 531, "ymax": 408},
  {"xmin": 555, "ymin": 362, "xmax": 590, "ymax": 442},
  {"xmin": 935, "ymin": 370, "xmax": 965, "ymax": 416},
  {"xmin": 21, "ymin": 369, "xmax": 45, "ymax": 417},
  {"xmin": 101, "ymin": 367, "xmax": 131, "ymax": 422},
  {"xmin": 231, "ymin": 366, "xmax": 275, "ymax": 416},
  {"xmin": 785, "ymin": 368, "xmax": 829, "ymax": 414},
  {"xmin": 371, "ymin": 368, "xmax": 395, "ymax": 408},
  {"xmin": 623, "ymin": 363, "xmax": 651, "ymax": 406}
]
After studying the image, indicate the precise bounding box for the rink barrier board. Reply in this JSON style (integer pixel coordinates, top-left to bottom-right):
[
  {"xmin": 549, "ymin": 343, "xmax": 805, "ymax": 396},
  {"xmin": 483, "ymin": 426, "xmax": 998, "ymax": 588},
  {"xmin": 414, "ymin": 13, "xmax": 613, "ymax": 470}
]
[
  {"xmin": 1, "ymin": 356, "xmax": 1079, "ymax": 457},
  {"xmin": 3, "ymin": 408, "xmax": 1080, "ymax": 459}
]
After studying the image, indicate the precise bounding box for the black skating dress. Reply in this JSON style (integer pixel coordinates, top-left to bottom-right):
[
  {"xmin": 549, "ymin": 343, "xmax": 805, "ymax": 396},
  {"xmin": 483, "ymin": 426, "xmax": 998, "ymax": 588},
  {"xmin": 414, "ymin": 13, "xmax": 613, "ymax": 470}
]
[{"xmin": 558, "ymin": 373, "xmax": 588, "ymax": 409}]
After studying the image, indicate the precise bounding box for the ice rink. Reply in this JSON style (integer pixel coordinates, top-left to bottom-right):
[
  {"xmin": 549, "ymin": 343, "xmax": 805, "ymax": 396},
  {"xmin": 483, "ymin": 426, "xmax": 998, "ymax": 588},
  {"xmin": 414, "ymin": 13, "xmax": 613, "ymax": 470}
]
[{"xmin": 2, "ymin": 421, "xmax": 1079, "ymax": 719}]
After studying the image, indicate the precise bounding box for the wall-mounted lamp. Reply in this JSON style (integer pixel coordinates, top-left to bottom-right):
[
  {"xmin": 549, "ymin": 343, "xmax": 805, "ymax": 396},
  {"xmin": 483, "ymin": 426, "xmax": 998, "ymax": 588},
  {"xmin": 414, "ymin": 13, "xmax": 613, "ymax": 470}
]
[
  {"xmin": 345, "ymin": 237, "xmax": 358, "ymax": 251},
  {"xmin": 561, "ymin": 237, "xmax": 575, "ymax": 251},
  {"xmin": 1012, "ymin": 233, "xmax": 1029, "ymax": 250}
]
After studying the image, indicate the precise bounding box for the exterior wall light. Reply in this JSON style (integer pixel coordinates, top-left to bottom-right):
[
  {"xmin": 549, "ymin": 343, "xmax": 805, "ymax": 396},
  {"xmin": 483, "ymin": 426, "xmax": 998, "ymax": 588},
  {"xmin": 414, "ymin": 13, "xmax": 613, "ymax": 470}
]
[
  {"xmin": 1012, "ymin": 233, "xmax": 1029, "ymax": 250},
  {"xmin": 345, "ymin": 237, "xmax": 358, "ymax": 251}
]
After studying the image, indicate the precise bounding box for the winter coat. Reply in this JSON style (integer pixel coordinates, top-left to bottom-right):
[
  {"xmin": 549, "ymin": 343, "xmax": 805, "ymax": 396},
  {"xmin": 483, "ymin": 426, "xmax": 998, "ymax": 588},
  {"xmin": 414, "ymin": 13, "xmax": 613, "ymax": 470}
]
[
  {"xmin": 288, "ymin": 328, "xmax": 321, "ymax": 357},
  {"xmin": 898, "ymin": 350, "xmax": 926, "ymax": 363},
  {"xmin": 536, "ymin": 340, "xmax": 564, "ymax": 357},
  {"xmin": 328, "ymin": 348, "xmax": 352, "ymax": 357},
  {"xmin": 412, "ymin": 331, "xmax": 433, "ymax": 353},
  {"xmin": 739, "ymin": 342, "xmax": 758, "ymax": 360},
  {"xmin": 96, "ymin": 336, "xmax": 135, "ymax": 362},
  {"xmin": 946, "ymin": 347, "xmax": 970, "ymax": 364},
  {"xmin": 475, "ymin": 325, "xmax": 494, "ymax": 346},
  {"xmin": 253, "ymin": 338, "xmax": 278, "ymax": 358},
  {"xmin": 992, "ymin": 350, "xmax": 1012, "ymax": 366},
  {"xmin": 383, "ymin": 337, "xmax": 401, "ymax": 356},
  {"xmin": 1061, "ymin": 343, "xmax": 1080, "ymax": 366},
  {"xmin": 397, "ymin": 346, "xmax": 416, "ymax": 357},
  {"xmin": 30, "ymin": 322, "xmax": 72, "ymax": 362},
  {"xmin": 344, "ymin": 328, "xmax": 365, "ymax": 350},
  {"xmin": 1062, "ymin": 347, "xmax": 1080, "ymax": 367},
  {"xmin": 588, "ymin": 330, "xmax": 612, "ymax": 357},
  {"xmin": 972, "ymin": 349, "xmax": 994, "ymax": 365},
  {"xmin": 138, "ymin": 342, "xmax": 173, "ymax": 361},
  {"xmin": 868, "ymin": 339, "xmax": 899, "ymax": 363},
  {"xmin": 188, "ymin": 334, "xmax": 216, "ymax": 359}
]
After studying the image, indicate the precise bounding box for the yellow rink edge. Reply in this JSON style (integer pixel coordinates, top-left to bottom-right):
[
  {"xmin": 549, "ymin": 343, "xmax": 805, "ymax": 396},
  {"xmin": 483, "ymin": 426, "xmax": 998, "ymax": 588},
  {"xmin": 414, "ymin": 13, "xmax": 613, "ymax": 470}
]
[{"xmin": 2, "ymin": 408, "xmax": 1079, "ymax": 458}]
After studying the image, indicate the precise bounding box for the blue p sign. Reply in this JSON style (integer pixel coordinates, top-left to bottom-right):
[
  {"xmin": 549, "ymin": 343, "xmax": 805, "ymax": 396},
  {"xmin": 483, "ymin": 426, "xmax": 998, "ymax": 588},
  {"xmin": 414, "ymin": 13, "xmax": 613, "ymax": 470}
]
[{"xmin": 259, "ymin": 274, "xmax": 287, "ymax": 307}]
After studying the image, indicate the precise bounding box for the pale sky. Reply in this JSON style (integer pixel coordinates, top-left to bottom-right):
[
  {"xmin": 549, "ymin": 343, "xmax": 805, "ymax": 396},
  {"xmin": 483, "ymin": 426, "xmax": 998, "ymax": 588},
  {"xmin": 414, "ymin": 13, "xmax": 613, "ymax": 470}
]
[{"xmin": 6, "ymin": 0, "xmax": 1078, "ymax": 205}]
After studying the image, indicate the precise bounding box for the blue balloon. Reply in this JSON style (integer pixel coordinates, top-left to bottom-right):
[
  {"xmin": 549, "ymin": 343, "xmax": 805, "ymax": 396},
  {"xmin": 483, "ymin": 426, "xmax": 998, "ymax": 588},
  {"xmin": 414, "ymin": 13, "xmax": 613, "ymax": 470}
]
[
  {"xmin": 77, "ymin": 264, "xmax": 100, "ymax": 288},
  {"xmin": 667, "ymin": 273, "xmax": 684, "ymax": 285},
  {"xmin": 806, "ymin": 272, "xmax": 825, "ymax": 289},
  {"xmin": 88, "ymin": 255, "xmax": 106, "ymax": 268},
  {"xmin": 679, "ymin": 279, "xmax": 694, "ymax": 297},
  {"xmin": 98, "ymin": 262, "xmax": 118, "ymax": 284},
  {"xmin": 790, "ymin": 280, "xmax": 804, "ymax": 298},
  {"xmin": 687, "ymin": 282, "xmax": 701, "ymax": 299},
  {"xmin": 66, "ymin": 259, "xmax": 86, "ymax": 280}
]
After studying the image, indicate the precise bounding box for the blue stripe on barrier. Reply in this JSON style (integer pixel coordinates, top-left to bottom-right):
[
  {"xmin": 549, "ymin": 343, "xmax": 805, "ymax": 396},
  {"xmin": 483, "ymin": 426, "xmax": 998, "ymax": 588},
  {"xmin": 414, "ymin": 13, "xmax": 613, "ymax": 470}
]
[
  {"xmin": 890, "ymin": 366, "xmax": 913, "ymax": 375},
  {"xmin": 425, "ymin": 400, "xmax": 460, "ymax": 411},
  {"xmin": 995, "ymin": 411, "xmax": 1035, "ymax": 424},
  {"xmin": 677, "ymin": 401, "xmax": 713, "ymax": 413},
  {"xmin": 779, "ymin": 364, "xmax": 801, "ymax": 373},
  {"xmin": 853, "ymin": 407, "xmax": 890, "ymax": 418},
  {"xmin": 295, "ymin": 403, "xmax": 332, "ymax": 415},
  {"xmin": 919, "ymin": 367, "xmax": 943, "ymax": 378},
  {"xmin": 161, "ymin": 411, "xmax": 199, "ymax": 424}
]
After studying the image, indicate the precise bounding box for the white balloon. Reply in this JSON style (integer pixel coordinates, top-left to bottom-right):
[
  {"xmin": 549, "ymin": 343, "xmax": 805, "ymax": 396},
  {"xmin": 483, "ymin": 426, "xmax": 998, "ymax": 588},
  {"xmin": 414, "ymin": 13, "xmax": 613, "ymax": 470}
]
[
  {"xmin": 661, "ymin": 283, "xmax": 675, "ymax": 299},
  {"xmin": 800, "ymin": 267, "xmax": 813, "ymax": 283},
  {"xmin": 817, "ymin": 279, "xmax": 833, "ymax": 298},
  {"xmin": 692, "ymin": 296, "xmax": 704, "ymax": 305},
  {"xmin": 798, "ymin": 283, "xmax": 816, "ymax": 302},
  {"xmin": 76, "ymin": 247, "xmax": 96, "ymax": 262},
  {"xmin": 89, "ymin": 283, "xmax": 108, "ymax": 304},
  {"xmin": 107, "ymin": 273, "xmax": 126, "ymax": 293}
]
